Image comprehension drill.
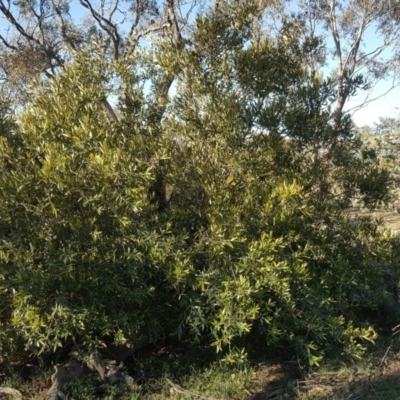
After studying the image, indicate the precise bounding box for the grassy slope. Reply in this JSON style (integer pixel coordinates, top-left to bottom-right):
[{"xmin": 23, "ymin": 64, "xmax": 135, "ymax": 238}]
[{"xmin": 2, "ymin": 337, "xmax": 400, "ymax": 399}]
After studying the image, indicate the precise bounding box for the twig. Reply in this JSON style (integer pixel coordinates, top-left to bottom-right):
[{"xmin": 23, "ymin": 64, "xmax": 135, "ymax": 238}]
[
  {"xmin": 346, "ymin": 393, "xmax": 366, "ymax": 400},
  {"xmin": 392, "ymin": 323, "xmax": 400, "ymax": 336},
  {"xmin": 166, "ymin": 378, "xmax": 220, "ymax": 400},
  {"xmin": 379, "ymin": 340, "xmax": 392, "ymax": 367},
  {"xmin": 369, "ymin": 382, "xmax": 382, "ymax": 400}
]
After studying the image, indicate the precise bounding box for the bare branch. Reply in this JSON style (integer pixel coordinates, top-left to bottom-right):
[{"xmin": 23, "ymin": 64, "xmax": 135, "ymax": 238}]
[
  {"xmin": 0, "ymin": 33, "xmax": 17, "ymax": 50},
  {"xmin": 166, "ymin": 0, "xmax": 183, "ymax": 45},
  {"xmin": 0, "ymin": 0, "xmax": 42, "ymax": 46},
  {"xmin": 342, "ymin": 8, "xmax": 366, "ymax": 74},
  {"xmin": 79, "ymin": 0, "xmax": 121, "ymax": 59},
  {"xmin": 108, "ymin": 0, "xmax": 119, "ymax": 21},
  {"xmin": 327, "ymin": 0, "xmax": 349, "ymax": 115},
  {"xmin": 49, "ymin": 0, "xmax": 77, "ymax": 50},
  {"xmin": 101, "ymin": 97, "xmax": 119, "ymax": 122},
  {"xmin": 347, "ymin": 77, "xmax": 400, "ymax": 115},
  {"xmin": 124, "ymin": 21, "xmax": 172, "ymax": 59},
  {"xmin": 127, "ymin": 1, "xmax": 141, "ymax": 39}
]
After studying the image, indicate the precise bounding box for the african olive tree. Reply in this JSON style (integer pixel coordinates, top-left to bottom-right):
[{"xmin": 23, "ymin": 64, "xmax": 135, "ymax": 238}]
[{"xmin": 0, "ymin": 0, "xmax": 398, "ymax": 366}]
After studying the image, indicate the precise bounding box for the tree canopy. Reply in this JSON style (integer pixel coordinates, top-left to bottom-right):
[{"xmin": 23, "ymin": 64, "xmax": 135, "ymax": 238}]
[{"xmin": 2, "ymin": 0, "xmax": 400, "ymax": 119}]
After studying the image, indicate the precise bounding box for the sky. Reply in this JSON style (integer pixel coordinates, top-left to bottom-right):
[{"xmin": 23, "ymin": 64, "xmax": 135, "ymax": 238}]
[{"xmin": 347, "ymin": 81, "xmax": 400, "ymax": 127}]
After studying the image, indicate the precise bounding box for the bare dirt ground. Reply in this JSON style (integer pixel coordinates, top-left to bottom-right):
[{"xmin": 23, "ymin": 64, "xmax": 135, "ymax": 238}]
[{"xmin": 348, "ymin": 208, "xmax": 400, "ymax": 234}]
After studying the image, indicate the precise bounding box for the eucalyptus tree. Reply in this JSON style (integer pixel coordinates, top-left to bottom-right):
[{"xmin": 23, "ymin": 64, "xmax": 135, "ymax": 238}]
[
  {"xmin": 290, "ymin": 0, "xmax": 400, "ymax": 117},
  {"xmin": 254, "ymin": 0, "xmax": 400, "ymax": 127},
  {"xmin": 369, "ymin": 113, "xmax": 400, "ymax": 196},
  {"xmin": 0, "ymin": 0, "xmax": 201, "ymax": 114}
]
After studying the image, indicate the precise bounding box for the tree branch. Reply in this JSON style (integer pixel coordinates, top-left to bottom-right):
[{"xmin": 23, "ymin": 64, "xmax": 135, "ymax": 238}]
[
  {"xmin": 49, "ymin": 0, "xmax": 77, "ymax": 50},
  {"xmin": 0, "ymin": 0, "xmax": 42, "ymax": 46},
  {"xmin": 347, "ymin": 77, "xmax": 400, "ymax": 116},
  {"xmin": 166, "ymin": 0, "xmax": 183, "ymax": 45},
  {"xmin": 0, "ymin": 33, "xmax": 17, "ymax": 50},
  {"xmin": 79, "ymin": 0, "xmax": 121, "ymax": 59}
]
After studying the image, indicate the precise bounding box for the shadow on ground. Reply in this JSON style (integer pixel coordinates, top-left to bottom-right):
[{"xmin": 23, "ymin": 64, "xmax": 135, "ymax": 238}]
[{"xmin": 248, "ymin": 359, "xmax": 400, "ymax": 400}]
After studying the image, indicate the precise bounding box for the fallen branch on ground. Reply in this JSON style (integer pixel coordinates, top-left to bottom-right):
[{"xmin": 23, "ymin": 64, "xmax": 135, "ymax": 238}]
[{"xmin": 0, "ymin": 387, "xmax": 23, "ymax": 399}]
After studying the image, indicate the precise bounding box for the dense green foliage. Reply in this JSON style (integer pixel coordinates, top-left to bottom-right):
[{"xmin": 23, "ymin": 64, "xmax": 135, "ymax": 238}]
[{"xmin": 0, "ymin": 1, "xmax": 398, "ymax": 367}]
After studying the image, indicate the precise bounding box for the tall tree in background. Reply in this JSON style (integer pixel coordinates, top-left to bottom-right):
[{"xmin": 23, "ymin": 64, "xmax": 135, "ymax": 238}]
[
  {"xmin": 2, "ymin": 0, "xmax": 400, "ymax": 124},
  {"xmin": 364, "ymin": 113, "xmax": 400, "ymax": 201},
  {"xmin": 261, "ymin": 0, "xmax": 400, "ymax": 123},
  {"xmin": 0, "ymin": 0, "xmax": 201, "ymax": 113}
]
